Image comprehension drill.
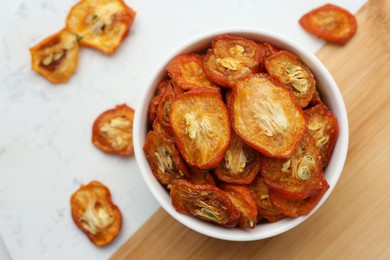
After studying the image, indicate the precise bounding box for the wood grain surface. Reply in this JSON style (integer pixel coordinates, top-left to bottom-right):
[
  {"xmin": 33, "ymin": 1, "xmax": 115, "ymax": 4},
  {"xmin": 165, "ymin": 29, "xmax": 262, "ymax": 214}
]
[{"xmin": 111, "ymin": 0, "xmax": 390, "ymax": 258}]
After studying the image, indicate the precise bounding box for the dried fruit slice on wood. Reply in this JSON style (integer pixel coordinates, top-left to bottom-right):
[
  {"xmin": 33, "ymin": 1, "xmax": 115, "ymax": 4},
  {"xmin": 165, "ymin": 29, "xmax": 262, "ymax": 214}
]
[
  {"xmin": 30, "ymin": 29, "xmax": 79, "ymax": 84},
  {"xmin": 143, "ymin": 131, "xmax": 189, "ymax": 187},
  {"xmin": 70, "ymin": 181, "xmax": 122, "ymax": 246},
  {"xmin": 204, "ymin": 34, "xmax": 262, "ymax": 88},
  {"xmin": 66, "ymin": 0, "xmax": 136, "ymax": 54},
  {"xmin": 170, "ymin": 180, "xmax": 240, "ymax": 227},
  {"xmin": 265, "ymin": 50, "xmax": 316, "ymax": 108},
  {"xmin": 170, "ymin": 88, "xmax": 231, "ymax": 169},
  {"xmin": 304, "ymin": 103, "xmax": 338, "ymax": 168},
  {"xmin": 261, "ymin": 133, "xmax": 326, "ymax": 200},
  {"xmin": 231, "ymin": 73, "xmax": 306, "ymax": 158}
]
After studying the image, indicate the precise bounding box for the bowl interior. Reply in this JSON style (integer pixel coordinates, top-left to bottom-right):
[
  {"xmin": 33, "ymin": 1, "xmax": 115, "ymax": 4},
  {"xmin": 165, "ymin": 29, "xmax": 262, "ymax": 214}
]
[{"xmin": 133, "ymin": 28, "xmax": 349, "ymax": 241}]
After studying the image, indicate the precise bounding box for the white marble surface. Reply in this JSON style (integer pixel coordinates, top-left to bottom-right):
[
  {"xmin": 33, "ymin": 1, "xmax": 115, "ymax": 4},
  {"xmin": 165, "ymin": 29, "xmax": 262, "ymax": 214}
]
[{"xmin": 0, "ymin": 0, "xmax": 366, "ymax": 259}]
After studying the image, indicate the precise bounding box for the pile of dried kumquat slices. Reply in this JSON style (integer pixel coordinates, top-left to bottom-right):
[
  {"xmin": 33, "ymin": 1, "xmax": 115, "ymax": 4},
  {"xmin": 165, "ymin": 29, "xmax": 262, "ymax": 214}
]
[{"xmin": 144, "ymin": 34, "xmax": 338, "ymax": 229}]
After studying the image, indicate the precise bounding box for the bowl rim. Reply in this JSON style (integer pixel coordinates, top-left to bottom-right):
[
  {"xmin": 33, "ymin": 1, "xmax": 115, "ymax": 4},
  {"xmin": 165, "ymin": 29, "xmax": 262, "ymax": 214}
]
[{"xmin": 133, "ymin": 27, "xmax": 349, "ymax": 241}]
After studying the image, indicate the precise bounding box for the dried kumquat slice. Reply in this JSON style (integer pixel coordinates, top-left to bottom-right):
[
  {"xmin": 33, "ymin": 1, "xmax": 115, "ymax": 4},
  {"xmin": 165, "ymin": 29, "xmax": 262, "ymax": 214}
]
[
  {"xmin": 204, "ymin": 34, "xmax": 262, "ymax": 88},
  {"xmin": 265, "ymin": 50, "xmax": 316, "ymax": 108},
  {"xmin": 70, "ymin": 181, "xmax": 122, "ymax": 246},
  {"xmin": 261, "ymin": 133, "xmax": 326, "ymax": 200},
  {"xmin": 215, "ymin": 132, "xmax": 261, "ymax": 184},
  {"xmin": 299, "ymin": 4, "xmax": 357, "ymax": 45},
  {"xmin": 66, "ymin": 0, "xmax": 136, "ymax": 54},
  {"xmin": 231, "ymin": 73, "xmax": 306, "ymax": 158},
  {"xmin": 304, "ymin": 103, "xmax": 338, "ymax": 168},
  {"xmin": 30, "ymin": 29, "xmax": 79, "ymax": 84},
  {"xmin": 186, "ymin": 167, "xmax": 216, "ymax": 185},
  {"xmin": 170, "ymin": 88, "xmax": 231, "ymax": 169},
  {"xmin": 143, "ymin": 131, "xmax": 189, "ymax": 187},
  {"xmin": 166, "ymin": 53, "xmax": 218, "ymax": 90},
  {"xmin": 170, "ymin": 180, "xmax": 240, "ymax": 227},
  {"xmin": 92, "ymin": 104, "xmax": 135, "ymax": 156}
]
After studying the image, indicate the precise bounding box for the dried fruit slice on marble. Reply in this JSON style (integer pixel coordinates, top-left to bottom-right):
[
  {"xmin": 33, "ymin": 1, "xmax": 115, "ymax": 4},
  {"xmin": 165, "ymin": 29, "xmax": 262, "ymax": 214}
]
[
  {"xmin": 299, "ymin": 4, "xmax": 357, "ymax": 45},
  {"xmin": 215, "ymin": 132, "xmax": 261, "ymax": 184},
  {"xmin": 204, "ymin": 34, "xmax": 262, "ymax": 88},
  {"xmin": 261, "ymin": 133, "xmax": 326, "ymax": 200},
  {"xmin": 231, "ymin": 73, "xmax": 306, "ymax": 158},
  {"xmin": 248, "ymin": 174, "xmax": 286, "ymax": 223},
  {"xmin": 170, "ymin": 180, "xmax": 240, "ymax": 227},
  {"xmin": 265, "ymin": 50, "xmax": 316, "ymax": 108},
  {"xmin": 66, "ymin": 0, "xmax": 136, "ymax": 54},
  {"xmin": 30, "ymin": 29, "xmax": 79, "ymax": 84},
  {"xmin": 70, "ymin": 181, "xmax": 122, "ymax": 247},
  {"xmin": 92, "ymin": 104, "xmax": 135, "ymax": 156},
  {"xmin": 221, "ymin": 184, "xmax": 258, "ymax": 229},
  {"xmin": 269, "ymin": 178, "xmax": 329, "ymax": 217},
  {"xmin": 143, "ymin": 131, "xmax": 190, "ymax": 187},
  {"xmin": 166, "ymin": 53, "xmax": 218, "ymax": 90},
  {"xmin": 170, "ymin": 88, "xmax": 231, "ymax": 169},
  {"xmin": 304, "ymin": 103, "xmax": 338, "ymax": 168}
]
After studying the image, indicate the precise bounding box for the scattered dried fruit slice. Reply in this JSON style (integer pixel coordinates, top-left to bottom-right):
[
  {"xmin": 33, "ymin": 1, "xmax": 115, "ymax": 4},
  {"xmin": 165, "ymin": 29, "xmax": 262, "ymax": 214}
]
[
  {"xmin": 265, "ymin": 50, "xmax": 316, "ymax": 108},
  {"xmin": 70, "ymin": 181, "xmax": 122, "ymax": 246},
  {"xmin": 30, "ymin": 29, "xmax": 79, "ymax": 84},
  {"xmin": 231, "ymin": 73, "xmax": 306, "ymax": 158},
  {"xmin": 166, "ymin": 53, "xmax": 218, "ymax": 90},
  {"xmin": 170, "ymin": 180, "xmax": 240, "ymax": 227},
  {"xmin": 269, "ymin": 178, "xmax": 329, "ymax": 217},
  {"xmin": 204, "ymin": 34, "xmax": 262, "ymax": 88},
  {"xmin": 92, "ymin": 104, "xmax": 135, "ymax": 156},
  {"xmin": 143, "ymin": 131, "xmax": 189, "ymax": 187},
  {"xmin": 261, "ymin": 133, "xmax": 326, "ymax": 200},
  {"xmin": 221, "ymin": 184, "xmax": 258, "ymax": 229},
  {"xmin": 66, "ymin": 0, "xmax": 136, "ymax": 54},
  {"xmin": 304, "ymin": 103, "xmax": 338, "ymax": 168},
  {"xmin": 170, "ymin": 88, "xmax": 231, "ymax": 169},
  {"xmin": 248, "ymin": 174, "xmax": 286, "ymax": 223},
  {"xmin": 299, "ymin": 4, "xmax": 357, "ymax": 45},
  {"xmin": 215, "ymin": 132, "xmax": 261, "ymax": 184}
]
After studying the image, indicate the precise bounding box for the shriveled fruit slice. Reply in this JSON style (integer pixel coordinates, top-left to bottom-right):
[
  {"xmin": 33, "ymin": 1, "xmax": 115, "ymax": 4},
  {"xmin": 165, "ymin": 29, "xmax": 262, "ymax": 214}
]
[
  {"xmin": 143, "ymin": 131, "xmax": 189, "ymax": 187},
  {"xmin": 66, "ymin": 0, "xmax": 136, "ymax": 54},
  {"xmin": 70, "ymin": 181, "xmax": 122, "ymax": 246},
  {"xmin": 299, "ymin": 4, "xmax": 357, "ymax": 45},
  {"xmin": 152, "ymin": 118, "xmax": 172, "ymax": 138},
  {"xmin": 186, "ymin": 167, "xmax": 216, "ymax": 185},
  {"xmin": 304, "ymin": 103, "xmax": 338, "ymax": 168},
  {"xmin": 248, "ymin": 174, "xmax": 286, "ymax": 223},
  {"xmin": 215, "ymin": 132, "xmax": 261, "ymax": 184},
  {"xmin": 221, "ymin": 184, "xmax": 258, "ymax": 229},
  {"xmin": 258, "ymin": 42, "xmax": 279, "ymax": 58},
  {"xmin": 231, "ymin": 73, "xmax": 306, "ymax": 158},
  {"xmin": 170, "ymin": 88, "xmax": 231, "ymax": 169},
  {"xmin": 265, "ymin": 50, "xmax": 316, "ymax": 108},
  {"xmin": 204, "ymin": 34, "xmax": 262, "ymax": 88},
  {"xmin": 170, "ymin": 180, "xmax": 240, "ymax": 227},
  {"xmin": 30, "ymin": 29, "xmax": 79, "ymax": 84},
  {"xmin": 269, "ymin": 178, "xmax": 329, "ymax": 217},
  {"xmin": 261, "ymin": 133, "xmax": 326, "ymax": 200},
  {"xmin": 92, "ymin": 104, "xmax": 134, "ymax": 156},
  {"xmin": 147, "ymin": 79, "xmax": 172, "ymax": 125},
  {"xmin": 166, "ymin": 54, "xmax": 218, "ymax": 90}
]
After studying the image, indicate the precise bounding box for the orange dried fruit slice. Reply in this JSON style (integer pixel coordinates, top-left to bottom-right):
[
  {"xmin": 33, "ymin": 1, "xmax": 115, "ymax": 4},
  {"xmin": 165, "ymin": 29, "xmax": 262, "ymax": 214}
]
[
  {"xmin": 70, "ymin": 181, "xmax": 122, "ymax": 246},
  {"xmin": 66, "ymin": 0, "xmax": 136, "ymax": 54},
  {"xmin": 170, "ymin": 88, "xmax": 231, "ymax": 169},
  {"xmin": 215, "ymin": 132, "xmax": 261, "ymax": 184},
  {"xmin": 166, "ymin": 53, "xmax": 218, "ymax": 90},
  {"xmin": 304, "ymin": 103, "xmax": 338, "ymax": 168},
  {"xmin": 204, "ymin": 34, "xmax": 262, "ymax": 88},
  {"xmin": 231, "ymin": 73, "xmax": 306, "ymax": 158},
  {"xmin": 30, "ymin": 29, "xmax": 79, "ymax": 84},
  {"xmin": 170, "ymin": 180, "xmax": 241, "ymax": 228},
  {"xmin": 143, "ymin": 131, "xmax": 189, "ymax": 187},
  {"xmin": 261, "ymin": 133, "xmax": 326, "ymax": 200},
  {"xmin": 265, "ymin": 50, "xmax": 316, "ymax": 108},
  {"xmin": 186, "ymin": 167, "xmax": 216, "ymax": 186}
]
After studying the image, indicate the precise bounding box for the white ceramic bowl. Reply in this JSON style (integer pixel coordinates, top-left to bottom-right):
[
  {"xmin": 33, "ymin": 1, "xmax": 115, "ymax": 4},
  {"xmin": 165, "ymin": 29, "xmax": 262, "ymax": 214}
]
[{"xmin": 133, "ymin": 28, "xmax": 349, "ymax": 241}]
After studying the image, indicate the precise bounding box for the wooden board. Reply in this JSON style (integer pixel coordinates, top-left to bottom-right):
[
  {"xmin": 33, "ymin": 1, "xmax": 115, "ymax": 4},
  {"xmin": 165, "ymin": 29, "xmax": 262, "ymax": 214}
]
[{"xmin": 111, "ymin": 0, "xmax": 390, "ymax": 258}]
